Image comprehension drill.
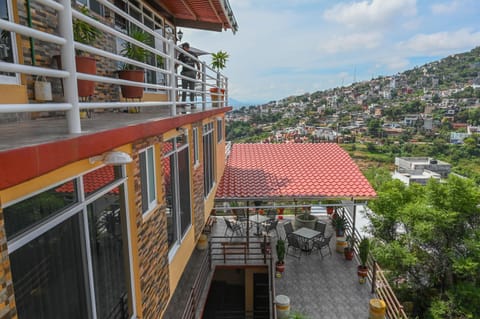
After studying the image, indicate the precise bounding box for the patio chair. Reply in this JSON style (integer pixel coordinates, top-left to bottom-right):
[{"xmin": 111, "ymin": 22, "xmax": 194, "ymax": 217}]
[
  {"xmin": 266, "ymin": 209, "xmax": 277, "ymax": 221},
  {"xmin": 262, "ymin": 219, "xmax": 279, "ymax": 237},
  {"xmin": 283, "ymin": 221, "xmax": 294, "ymax": 240},
  {"xmin": 286, "ymin": 233, "xmax": 303, "ymax": 259},
  {"xmin": 233, "ymin": 209, "xmax": 251, "ymax": 232},
  {"xmin": 224, "ymin": 217, "xmax": 243, "ymax": 240},
  {"xmin": 314, "ymin": 221, "xmax": 327, "ymax": 238},
  {"xmin": 311, "ymin": 233, "xmax": 333, "ymax": 258}
]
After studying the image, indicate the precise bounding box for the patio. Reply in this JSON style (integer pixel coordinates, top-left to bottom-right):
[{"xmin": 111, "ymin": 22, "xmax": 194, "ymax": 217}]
[{"xmin": 163, "ymin": 215, "xmax": 374, "ymax": 318}]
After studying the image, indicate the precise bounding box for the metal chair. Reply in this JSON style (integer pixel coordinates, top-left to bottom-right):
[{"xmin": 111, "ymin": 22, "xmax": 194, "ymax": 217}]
[
  {"xmin": 312, "ymin": 233, "xmax": 333, "ymax": 258},
  {"xmin": 224, "ymin": 217, "xmax": 243, "ymax": 240},
  {"xmin": 283, "ymin": 221, "xmax": 294, "ymax": 240},
  {"xmin": 314, "ymin": 221, "xmax": 327, "ymax": 238},
  {"xmin": 263, "ymin": 219, "xmax": 279, "ymax": 237},
  {"xmin": 286, "ymin": 233, "xmax": 303, "ymax": 259},
  {"xmin": 266, "ymin": 209, "xmax": 276, "ymax": 221}
]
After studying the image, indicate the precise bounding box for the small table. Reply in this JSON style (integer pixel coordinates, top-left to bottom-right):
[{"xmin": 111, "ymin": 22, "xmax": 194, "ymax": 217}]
[
  {"xmin": 249, "ymin": 214, "xmax": 269, "ymax": 236},
  {"xmin": 292, "ymin": 227, "xmax": 321, "ymax": 252}
]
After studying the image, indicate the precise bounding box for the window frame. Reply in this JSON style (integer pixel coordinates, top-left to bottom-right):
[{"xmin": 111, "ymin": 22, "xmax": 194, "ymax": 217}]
[
  {"xmin": 3, "ymin": 166, "xmax": 137, "ymax": 319},
  {"xmin": 0, "ymin": 0, "xmax": 20, "ymax": 84},
  {"xmin": 217, "ymin": 117, "xmax": 223, "ymax": 143},
  {"xmin": 139, "ymin": 146, "xmax": 157, "ymax": 217},
  {"xmin": 193, "ymin": 127, "xmax": 199, "ymax": 166}
]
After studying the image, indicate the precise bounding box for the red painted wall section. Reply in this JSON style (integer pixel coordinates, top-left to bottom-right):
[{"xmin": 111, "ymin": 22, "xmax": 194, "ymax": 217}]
[{"xmin": 0, "ymin": 108, "xmax": 229, "ymax": 190}]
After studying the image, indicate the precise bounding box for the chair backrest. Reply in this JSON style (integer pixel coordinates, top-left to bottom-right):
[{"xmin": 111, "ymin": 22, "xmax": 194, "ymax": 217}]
[
  {"xmin": 267, "ymin": 209, "xmax": 276, "ymax": 219},
  {"xmin": 224, "ymin": 217, "xmax": 233, "ymax": 229},
  {"xmin": 283, "ymin": 222, "xmax": 294, "ymax": 236},
  {"xmin": 320, "ymin": 233, "xmax": 333, "ymax": 247},
  {"xmin": 315, "ymin": 221, "xmax": 327, "ymax": 236},
  {"xmin": 287, "ymin": 234, "xmax": 301, "ymax": 249},
  {"xmin": 267, "ymin": 219, "xmax": 279, "ymax": 231}
]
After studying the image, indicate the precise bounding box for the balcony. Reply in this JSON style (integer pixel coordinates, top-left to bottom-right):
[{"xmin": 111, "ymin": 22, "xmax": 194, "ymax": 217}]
[{"xmin": 0, "ymin": 0, "xmax": 229, "ymax": 152}]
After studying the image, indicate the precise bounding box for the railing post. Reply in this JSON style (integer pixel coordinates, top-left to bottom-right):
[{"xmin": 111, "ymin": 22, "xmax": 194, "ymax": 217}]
[
  {"xmin": 58, "ymin": 0, "xmax": 81, "ymax": 133},
  {"xmin": 371, "ymin": 259, "xmax": 377, "ymax": 294},
  {"xmin": 201, "ymin": 62, "xmax": 206, "ymax": 110},
  {"xmin": 167, "ymin": 39, "xmax": 177, "ymax": 115},
  {"xmin": 224, "ymin": 77, "xmax": 228, "ymax": 107}
]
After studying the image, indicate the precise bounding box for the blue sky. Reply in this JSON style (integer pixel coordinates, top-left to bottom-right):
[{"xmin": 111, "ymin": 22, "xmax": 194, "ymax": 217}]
[{"xmin": 183, "ymin": 0, "xmax": 480, "ymax": 104}]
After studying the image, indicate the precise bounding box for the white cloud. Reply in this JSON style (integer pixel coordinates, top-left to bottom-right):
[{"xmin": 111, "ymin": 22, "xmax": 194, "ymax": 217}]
[
  {"xmin": 400, "ymin": 28, "xmax": 480, "ymax": 55},
  {"xmin": 431, "ymin": 0, "xmax": 461, "ymax": 14},
  {"xmin": 323, "ymin": 0, "xmax": 417, "ymax": 30},
  {"xmin": 316, "ymin": 32, "xmax": 383, "ymax": 54}
]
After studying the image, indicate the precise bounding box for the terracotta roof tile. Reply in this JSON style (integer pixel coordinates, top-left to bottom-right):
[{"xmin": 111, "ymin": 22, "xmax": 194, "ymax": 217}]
[{"xmin": 216, "ymin": 143, "xmax": 376, "ymax": 200}]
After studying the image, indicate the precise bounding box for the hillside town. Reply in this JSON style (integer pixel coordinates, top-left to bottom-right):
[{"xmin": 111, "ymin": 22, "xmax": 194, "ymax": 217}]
[{"xmin": 227, "ymin": 47, "xmax": 480, "ymax": 146}]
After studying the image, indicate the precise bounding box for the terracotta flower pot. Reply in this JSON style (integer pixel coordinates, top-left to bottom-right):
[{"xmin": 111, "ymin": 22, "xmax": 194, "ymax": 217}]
[
  {"xmin": 357, "ymin": 265, "xmax": 368, "ymax": 284},
  {"xmin": 276, "ymin": 262, "xmax": 285, "ymax": 273},
  {"xmin": 118, "ymin": 69, "xmax": 144, "ymax": 99},
  {"xmin": 344, "ymin": 248, "xmax": 354, "ymax": 260}
]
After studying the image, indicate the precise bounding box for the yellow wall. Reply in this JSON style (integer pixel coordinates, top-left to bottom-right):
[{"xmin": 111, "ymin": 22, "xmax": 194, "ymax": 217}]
[
  {"xmin": 0, "ymin": 85, "xmax": 28, "ymax": 104},
  {"xmin": 245, "ymin": 267, "xmax": 268, "ymax": 312}
]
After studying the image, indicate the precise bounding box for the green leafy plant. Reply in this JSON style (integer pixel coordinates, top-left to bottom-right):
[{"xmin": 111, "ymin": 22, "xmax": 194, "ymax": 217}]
[
  {"xmin": 330, "ymin": 214, "xmax": 347, "ymax": 235},
  {"xmin": 276, "ymin": 239, "xmax": 285, "ymax": 264},
  {"xmin": 358, "ymin": 237, "xmax": 370, "ymax": 267},
  {"xmin": 210, "ymin": 50, "xmax": 229, "ymax": 71},
  {"xmin": 73, "ymin": 6, "xmax": 100, "ymax": 47},
  {"xmin": 120, "ymin": 27, "xmax": 153, "ymax": 70}
]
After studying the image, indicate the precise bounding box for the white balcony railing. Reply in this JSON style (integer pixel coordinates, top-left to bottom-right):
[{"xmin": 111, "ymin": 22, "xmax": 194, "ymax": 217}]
[{"xmin": 0, "ymin": 0, "xmax": 228, "ymax": 133}]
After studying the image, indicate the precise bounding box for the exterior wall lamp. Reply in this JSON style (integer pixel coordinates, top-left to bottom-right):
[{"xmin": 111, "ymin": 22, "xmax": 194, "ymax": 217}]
[{"xmin": 89, "ymin": 151, "xmax": 133, "ymax": 165}]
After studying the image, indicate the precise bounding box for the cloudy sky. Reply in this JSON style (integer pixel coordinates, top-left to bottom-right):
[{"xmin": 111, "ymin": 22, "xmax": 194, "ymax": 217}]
[{"xmin": 183, "ymin": 0, "xmax": 480, "ymax": 104}]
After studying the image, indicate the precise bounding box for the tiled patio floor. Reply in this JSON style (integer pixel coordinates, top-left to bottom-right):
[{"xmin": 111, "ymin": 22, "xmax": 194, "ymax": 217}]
[{"xmin": 163, "ymin": 215, "xmax": 375, "ymax": 318}]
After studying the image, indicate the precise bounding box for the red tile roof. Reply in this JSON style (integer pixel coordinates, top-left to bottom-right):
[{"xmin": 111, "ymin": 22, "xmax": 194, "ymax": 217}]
[{"xmin": 216, "ymin": 143, "xmax": 376, "ymax": 200}]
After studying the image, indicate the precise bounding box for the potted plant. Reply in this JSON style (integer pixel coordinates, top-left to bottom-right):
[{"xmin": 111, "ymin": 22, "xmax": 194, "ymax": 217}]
[
  {"xmin": 118, "ymin": 27, "xmax": 152, "ymax": 99},
  {"xmin": 275, "ymin": 239, "xmax": 286, "ymax": 274},
  {"xmin": 322, "ymin": 199, "xmax": 339, "ymax": 216},
  {"xmin": 73, "ymin": 6, "xmax": 100, "ymax": 98},
  {"xmin": 330, "ymin": 214, "xmax": 346, "ymax": 237},
  {"xmin": 210, "ymin": 50, "xmax": 229, "ymax": 106},
  {"xmin": 357, "ymin": 237, "xmax": 370, "ymax": 284},
  {"xmin": 344, "ymin": 235, "xmax": 355, "ymax": 260},
  {"xmin": 294, "ymin": 206, "xmax": 317, "ymax": 229}
]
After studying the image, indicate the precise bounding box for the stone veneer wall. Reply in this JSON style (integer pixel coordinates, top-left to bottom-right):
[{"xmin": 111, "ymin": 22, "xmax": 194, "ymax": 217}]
[
  {"xmin": 15, "ymin": 1, "xmax": 120, "ymax": 117},
  {"xmin": 192, "ymin": 123, "xmax": 206, "ymax": 240},
  {"xmin": 132, "ymin": 137, "xmax": 170, "ymax": 319},
  {"xmin": 0, "ymin": 208, "xmax": 17, "ymax": 319}
]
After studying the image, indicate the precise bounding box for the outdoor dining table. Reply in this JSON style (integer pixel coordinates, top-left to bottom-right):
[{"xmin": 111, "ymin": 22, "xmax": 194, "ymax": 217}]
[
  {"xmin": 249, "ymin": 214, "xmax": 269, "ymax": 236},
  {"xmin": 292, "ymin": 227, "xmax": 322, "ymax": 253}
]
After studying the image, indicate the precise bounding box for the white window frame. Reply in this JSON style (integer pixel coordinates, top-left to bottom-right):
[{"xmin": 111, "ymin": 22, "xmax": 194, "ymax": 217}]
[
  {"xmin": 140, "ymin": 146, "xmax": 157, "ymax": 217},
  {"xmin": 0, "ymin": 0, "xmax": 20, "ymax": 84},
  {"xmin": 193, "ymin": 127, "xmax": 199, "ymax": 166},
  {"xmin": 217, "ymin": 117, "xmax": 223, "ymax": 143},
  {"xmin": 4, "ymin": 166, "xmax": 137, "ymax": 319}
]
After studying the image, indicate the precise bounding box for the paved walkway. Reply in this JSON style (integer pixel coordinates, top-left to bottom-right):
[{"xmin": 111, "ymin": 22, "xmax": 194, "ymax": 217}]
[{"xmin": 164, "ymin": 216, "xmax": 375, "ymax": 318}]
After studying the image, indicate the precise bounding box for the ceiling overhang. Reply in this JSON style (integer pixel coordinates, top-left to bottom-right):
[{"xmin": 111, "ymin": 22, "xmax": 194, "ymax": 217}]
[{"xmin": 152, "ymin": 0, "xmax": 238, "ymax": 33}]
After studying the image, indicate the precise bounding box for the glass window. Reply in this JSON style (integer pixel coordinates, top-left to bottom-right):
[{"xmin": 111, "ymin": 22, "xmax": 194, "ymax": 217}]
[
  {"xmin": 87, "ymin": 186, "xmax": 127, "ymax": 319},
  {"xmin": 140, "ymin": 146, "xmax": 157, "ymax": 214},
  {"xmin": 163, "ymin": 135, "xmax": 191, "ymax": 252},
  {"xmin": 3, "ymin": 179, "xmax": 78, "ymax": 239},
  {"xmin": 83, "ymin": 165, "xmax": 122, "ymax": 198},
  {"xmin": 203, "ymin": 122, "xmax": 215, "ymax": 197},
  {"xmin": 10, "ymin": 215, "xmax": 88, "ymax": 319},
  {"xmin": 217, "ymin": 118, "xmax": 223, "ymax": 143},
  {"xmin": 0, "ymin": 0, "xmax": 18, "ymax": 83},
  {"xmin": 76, "ymin": 0, "xmax": 104, "ymax": 16},
  {"xmin": 193, "ymin": 127, "xmax": 199, "ymax": 165}
]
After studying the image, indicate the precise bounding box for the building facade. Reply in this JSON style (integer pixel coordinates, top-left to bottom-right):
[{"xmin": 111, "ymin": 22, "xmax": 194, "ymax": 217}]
[{"xmin": 0, "ymin": 0, "xmax": 237, "ymax": 318}]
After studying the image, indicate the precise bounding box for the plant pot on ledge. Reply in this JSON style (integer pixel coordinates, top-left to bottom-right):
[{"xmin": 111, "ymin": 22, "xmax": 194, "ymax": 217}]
[
  {"xmin": 118, "ymin": 69, "xmax": 144, "ymax": 99},
  {"xmin": 357, "ymin": 265, "xmax": 368, "ymax": 283},
  {"xmin": 210, "ymin": 87, "xmax": 225, "ymax": 107}
]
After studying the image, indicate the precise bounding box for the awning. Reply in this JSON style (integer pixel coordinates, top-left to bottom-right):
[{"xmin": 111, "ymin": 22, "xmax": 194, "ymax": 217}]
[
  {"xmin": 151, "ymin": 0, "xmax": 238, "ymax": 33},
  {"xmin": 216, "ymin": 143, "xmax": 377, "ymax": 201}
]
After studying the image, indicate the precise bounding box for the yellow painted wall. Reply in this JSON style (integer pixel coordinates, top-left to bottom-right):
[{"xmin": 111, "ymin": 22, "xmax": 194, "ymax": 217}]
[
  {"xmin": 168, "ymin": 228, "xmax": 195, "ymax": 291},
  {"xmin": 0, "ymin": 85, "xmax": 28, "ymax": 104}
]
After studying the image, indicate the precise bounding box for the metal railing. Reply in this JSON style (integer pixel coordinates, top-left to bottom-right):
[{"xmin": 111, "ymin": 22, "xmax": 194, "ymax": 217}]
[
  {"xmin": 0, "ymin": 0, "xmax": 228, "ymax": 133},
  {"xmin": 340, "ymin": 206, "xmax": 408, "ymax": 319},
  {"xmin": 181, "ymin": 252, "xmax": 212, "ymax": 319}
]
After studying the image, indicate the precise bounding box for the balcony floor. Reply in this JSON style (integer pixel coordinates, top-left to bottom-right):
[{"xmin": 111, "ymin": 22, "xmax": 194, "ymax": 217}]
[
  {"xmin": 164, "ymin": 216, "xmax": 374, "ymax": 318},
  {"xmin": 0, "ymin": 106, "xmax": 211, "ymax": 152}
]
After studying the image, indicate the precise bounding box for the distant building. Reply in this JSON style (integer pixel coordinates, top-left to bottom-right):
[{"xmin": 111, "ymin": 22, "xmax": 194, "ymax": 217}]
[{"xmin": 393, "ymin": 157, "xmax": 451, "ymax": 185}]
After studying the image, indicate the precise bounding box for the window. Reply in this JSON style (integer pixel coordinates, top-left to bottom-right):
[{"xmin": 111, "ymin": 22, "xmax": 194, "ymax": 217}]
[
  {"xmin": 4, "ymin": 166, "xmax": 133, "ymax": 319},
  {"xmin": 113, "ymin": 0, "xmax": 166, "ymax": 89},
  {"xmin": 217, "ymin": 118, "xmax": 223, "ymax": 143},
  {"xmin": 140, "ymin": 146, "xmax": 157, "ymax": 215},
  {"xmin": 0, "ymin": 0, "xmax": 19, "ymax": 83},
  {"xmin": 164, "ymin": 134, "xmax": 191, "ymax": 254},
  {"xmin": 76, "ymin": 0, "xmax": 104, "ymax": 16},
  {"xmin": 193, "ymin": 127, "xmax": 199, "ymax": 165},
  {"xmin": 203, "ymin": 122, "xmax": 215, "ymax": 197}
]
